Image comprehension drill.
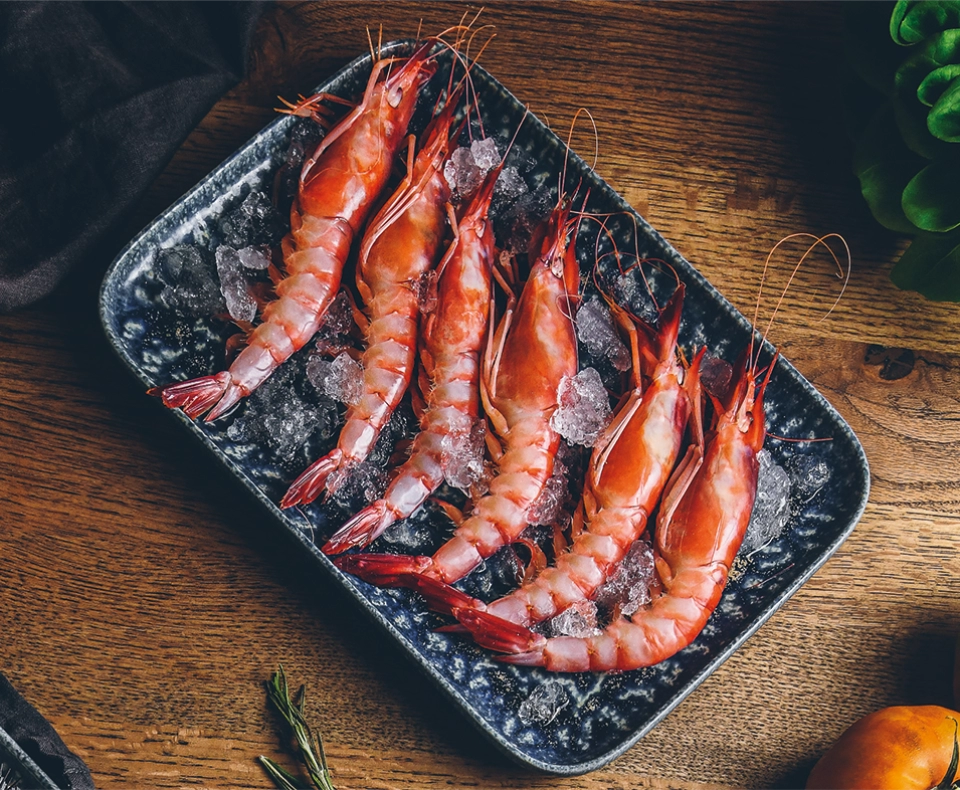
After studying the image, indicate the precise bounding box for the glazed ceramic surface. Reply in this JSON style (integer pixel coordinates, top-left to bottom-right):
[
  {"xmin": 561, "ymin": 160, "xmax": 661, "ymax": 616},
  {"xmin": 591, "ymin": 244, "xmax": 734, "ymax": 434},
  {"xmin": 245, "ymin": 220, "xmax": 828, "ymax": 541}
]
[{"xmin": 99, "ymin": 42, "xmax": 869, "ymax": 774}]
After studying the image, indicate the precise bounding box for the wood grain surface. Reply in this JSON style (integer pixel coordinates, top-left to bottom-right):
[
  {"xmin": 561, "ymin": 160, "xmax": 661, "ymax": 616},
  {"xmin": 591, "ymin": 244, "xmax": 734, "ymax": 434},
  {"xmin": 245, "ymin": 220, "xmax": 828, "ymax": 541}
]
[{"xmin": 3, "ymin": 3, "xmax": 960, "ymax": 789}]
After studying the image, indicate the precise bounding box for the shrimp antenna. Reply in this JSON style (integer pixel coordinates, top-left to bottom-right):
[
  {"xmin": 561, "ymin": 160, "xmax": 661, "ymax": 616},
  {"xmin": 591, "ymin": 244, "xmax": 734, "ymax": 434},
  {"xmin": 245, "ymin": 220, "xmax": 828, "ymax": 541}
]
[
  {"xmin": 749, "ymin": 232, "xmax": 851, "ymax": 370},
  {"xmin": 582, "ymin": 209, "xmax": 680, "ymax": 315},
  {"xmin": 557, "ymin": 108, "xmax": 598, "ymax": 202},
  {"xmin": 366, "ymin": 27, "xmax": 376, "ymax": 62}
]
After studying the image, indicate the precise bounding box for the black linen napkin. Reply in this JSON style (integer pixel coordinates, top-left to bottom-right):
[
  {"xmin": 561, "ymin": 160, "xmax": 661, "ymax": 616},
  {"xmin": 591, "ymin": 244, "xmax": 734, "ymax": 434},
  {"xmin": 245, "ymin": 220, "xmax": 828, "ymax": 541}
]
[
  {"xmin": 0, "ymin": 1, "xmax": 266, "ymax": 313},
  {"xmin": 0, "ymin": 674, "xmax": 93, "ymax": 790}
]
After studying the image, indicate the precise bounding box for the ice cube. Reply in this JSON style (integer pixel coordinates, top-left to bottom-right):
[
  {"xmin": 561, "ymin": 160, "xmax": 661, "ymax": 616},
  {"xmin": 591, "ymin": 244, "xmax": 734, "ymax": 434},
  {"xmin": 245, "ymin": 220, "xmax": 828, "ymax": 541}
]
[
  {"xmin": 441, "ymin": 420, "xmax": 487, "ymax": 491},
  {"xmin": 594, "ymin": 539, "xmax": 656, "ymax": 617},
  {"xmin": 529, "ymin": 442, "xmax": 573, "ymax": 526},
  {"xmin": 518, "ymin": 681, "xmax": 569, "ymax": 726},
  {"xmin": 232, "ymin": 366, "xmax": 322, "ymax": 461},
  {"xmin": 219, "ymin": 190, "xmax": 283, "ymax": 247},
  {"xmin": 576, "ymin": 297, "xmax": 631, "ymax": 372},
  {"xmin": 470, "ymin": 137, "xmax": 500, "ymax": 171},
  {"xmin": 157, "ymin": 245, "xmax": 225, "ymax": 316},
  {"xmin": 743, "ymin": 449, "xmax": 792, "ymax": 552},
  {"xmin": 550, "ymin": 367, "xmax": 612, "ymax": 447},
  {"xmin": 494, "ymin": 165, "xmax": 527, "ymax": 203},
  {"xmin": 444, "ymin": 146, "xmax": 481, "ymax": 200},
  {"xmin": 545, "ymin": 600, "xmax": 601, "ymax": 638},
  {"xmin": 319, "ymin": 290, "xmax": 356, "ymax": 337},
  {"xmin": 306, "ymin": 351, "xmax": 363, "ymax": 405},
  {"xmin": 216, "ymin": 245, "xmax": 257, "ymax": 323},
  {"xmin": 237, "ymin": 244, "xmax": 272, "ymax": 270}
]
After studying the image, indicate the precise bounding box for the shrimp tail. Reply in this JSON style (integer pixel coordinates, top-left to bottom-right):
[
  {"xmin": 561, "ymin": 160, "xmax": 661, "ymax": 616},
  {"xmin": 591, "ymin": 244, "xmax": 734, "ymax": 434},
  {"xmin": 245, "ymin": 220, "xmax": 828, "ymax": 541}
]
[
  {"xmin": 322, "ymin": 500, "xmax": 392, "ymax": 554},
  {"xmin": 453, "ymin": 608, "xmax": 545, "ymax": 656},
  {"xmin": 148, "ymin": 372, "xmax": 232, "ymax": 420},
  {"xmin": 280, "ymin": 449, "xmax": 344, "ymax": 508},
  {"xmin": 332, "ymin": 552, "xmax": 433, "ymax": 587},
  {"xmin": 409, "ymin": 576, "xmax": 481, "ymax": 616}
]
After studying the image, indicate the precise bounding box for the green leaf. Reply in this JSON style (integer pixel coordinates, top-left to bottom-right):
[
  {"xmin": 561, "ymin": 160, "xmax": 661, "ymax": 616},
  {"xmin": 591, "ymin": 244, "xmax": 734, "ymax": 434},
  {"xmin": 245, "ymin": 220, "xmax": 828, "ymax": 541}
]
[
  {"xmin": 891, "ymin": 0, "xmax": 960, "ymax": 45},
  {"xmin": 259, "ymin": 757, "xmax": 309, "ymax": 790},
  {"xmin": 852, "ymin": 103, "xmax": 926, "ymax": 232},
  {"xmin": 925, "ymin": 72, "xmax": 960, "ymax": 140},
  {"xmin": 265, "ymin": 667, "xmax": 336, "ymax": 790},
  {"xmin": 902, "ymin": 159, "xmax": 960, "ymax": 230},
  {"xmin": 893, "ymin": 29, "xmax": 960, "ymax": 159},
  {"xmin": 847, "ymin": 2, "xmax": 903, "ymax": 95},
  {"xmin": 891, "ymin": 227, "xmax": 960, "ymax": 299},
  {"xmin": 894, "ymin": 29, "xmax": 960, "ymax": 157}
]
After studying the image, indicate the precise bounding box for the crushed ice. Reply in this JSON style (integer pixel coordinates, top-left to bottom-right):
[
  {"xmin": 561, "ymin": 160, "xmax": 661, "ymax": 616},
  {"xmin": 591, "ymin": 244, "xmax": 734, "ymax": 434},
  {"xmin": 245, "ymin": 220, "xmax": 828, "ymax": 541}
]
[
  {"xmin": 444, "ymin": 138, "xmax": 500, "ymax": 201},
  {"xmin": 786, "ymin": 453, "xmax": 831, "ymax": 500},
  {"xmin": 237, "ymin": 244, "xmax": 272, "ymax": 270},
  {"xmin": 529, "ymin": 441, "xmax": 574, "ymax": 526},
  {"xmin": 218, "ymin": 190, "xmax": 282, "ymax": 248},
  {"xmin": 306, "ymin": 351, "xmax": 363, "ymax": 405},
  {"xmin": 550, "ymin": 368, "xmax": 612, "ymax": 447},
  {"xmin": 157, "ymin": 245, "xmax": 225, "ymax": 316},
  {"xmin": 440, "ymin": 419, "xmax": 487, "ymax": 491},
  {"xmin": 545, "ymin": 600, "xmax": 601, "ymax": 639},
  {"xmin": 226, "ymin": 366, "xmax": 331, "ymax": 462},
  {"xmin": 594, "ymin": 539, "xmax": 656, "ymax": 617},
  {"xmin": 518, "ymin": 680, "xmax": 569, "ymax": 726},
  {"xmin": 743, "ymin": 449, "xmax": 792, "ymax": 553},
  {"xmin": 215, "ymin": 246, "xmax": 258, "ymax": 323},
  {"xmin": 576, "ymin": 297, "xmax": 630, "ymax": 372}
]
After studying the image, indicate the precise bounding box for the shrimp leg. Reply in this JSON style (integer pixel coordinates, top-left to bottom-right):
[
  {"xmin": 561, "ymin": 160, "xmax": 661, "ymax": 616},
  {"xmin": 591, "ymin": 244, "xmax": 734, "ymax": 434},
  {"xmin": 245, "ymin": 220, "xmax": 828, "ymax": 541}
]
[
  {"xmin": 281, "ymin": 85, "xmax": 466, "ymax": 507},
  {"xmin": 457, "ymin": 351, "xmax": 777, "ymax": 672},
  {"xmin": 416, "ymin": 288, "xmax": 700, "ymax": 626},
  {"xmin": 321, "ymin": 163, "xmax": 502, "ymax": 552},
  {"xmin": 149, "ymin": 42, "xmax": 440, "ymax": 420},
  {"xmin": 335, "ymin": 202, "xmax": 581, "ymax": 585}
]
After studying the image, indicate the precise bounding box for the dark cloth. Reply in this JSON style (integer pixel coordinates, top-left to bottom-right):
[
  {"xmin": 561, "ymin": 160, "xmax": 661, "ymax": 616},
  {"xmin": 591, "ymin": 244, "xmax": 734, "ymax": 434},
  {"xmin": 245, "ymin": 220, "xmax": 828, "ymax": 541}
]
[
  {"xmin": 0, "ymin": 673, "xmax": 94, "ymax": 790},
  {"xmin": 0, "ymin": 1, "xmax": 266, "ymax": 312}
]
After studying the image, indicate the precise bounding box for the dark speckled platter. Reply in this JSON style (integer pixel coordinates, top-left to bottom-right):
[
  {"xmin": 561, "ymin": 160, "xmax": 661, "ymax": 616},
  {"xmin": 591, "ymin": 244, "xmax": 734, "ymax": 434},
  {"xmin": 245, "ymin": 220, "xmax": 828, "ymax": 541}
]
[{"xmin": 99, "ymin": 42, "xmax": 869, "ymax": 775}]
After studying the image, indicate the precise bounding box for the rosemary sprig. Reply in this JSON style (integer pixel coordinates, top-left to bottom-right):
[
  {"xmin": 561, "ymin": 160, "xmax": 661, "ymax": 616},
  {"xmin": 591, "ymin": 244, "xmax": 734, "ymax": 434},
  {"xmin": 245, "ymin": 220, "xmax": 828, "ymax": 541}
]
[{"xmin": 259, "ymin": 666, "xmax": 336, "ymax": 790}]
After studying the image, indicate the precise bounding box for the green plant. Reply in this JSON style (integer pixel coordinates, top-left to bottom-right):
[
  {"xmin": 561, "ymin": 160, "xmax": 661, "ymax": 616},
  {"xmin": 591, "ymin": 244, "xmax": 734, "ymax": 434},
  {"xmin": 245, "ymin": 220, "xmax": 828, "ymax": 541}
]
[
  {"xmin": 259, "ymin": 666, "xmax": 336, "ymax": 790},
  {"xmin": 845, "ymin": 0, "xmax": 960, "ymax": 299}
]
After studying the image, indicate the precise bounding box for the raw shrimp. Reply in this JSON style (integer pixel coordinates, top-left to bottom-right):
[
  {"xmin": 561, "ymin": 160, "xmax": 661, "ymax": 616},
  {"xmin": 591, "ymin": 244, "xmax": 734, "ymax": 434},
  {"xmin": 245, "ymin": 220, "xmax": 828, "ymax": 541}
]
[
  {"xmin": 335, "ymin": 201, "xmax": 581, "ymax": 585},
  {"xmin": 415, "ymin": 286, "xmax": 700, "ymax": 627},
  {"xmin": 280, "ymin": 84, "xmax": 466, "ymax": 507},
  {"xmin": 456, "ymin": 348, "xmax": 776, "ymax": 671},
  {"xmin": 321, "ymin": 161, "xmax": 501, "ymax": 551},
  {"xmin": 149, "ymin": 41, "xmax": 438, "ymax": 420}
]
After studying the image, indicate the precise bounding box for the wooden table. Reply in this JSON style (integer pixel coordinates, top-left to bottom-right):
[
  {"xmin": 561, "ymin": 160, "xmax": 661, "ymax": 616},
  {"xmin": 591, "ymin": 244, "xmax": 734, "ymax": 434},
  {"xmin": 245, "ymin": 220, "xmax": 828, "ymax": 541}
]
[{"xmin": 3, "ymin": 3, "xmax": 960, "ymax": 788}]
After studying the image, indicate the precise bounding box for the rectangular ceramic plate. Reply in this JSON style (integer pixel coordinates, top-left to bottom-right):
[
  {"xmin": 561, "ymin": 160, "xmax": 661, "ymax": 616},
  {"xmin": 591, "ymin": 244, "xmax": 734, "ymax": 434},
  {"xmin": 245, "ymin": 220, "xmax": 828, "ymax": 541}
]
[{"xmin": 99, "ymin": 42, "xmax": 870, "ymax": 775}]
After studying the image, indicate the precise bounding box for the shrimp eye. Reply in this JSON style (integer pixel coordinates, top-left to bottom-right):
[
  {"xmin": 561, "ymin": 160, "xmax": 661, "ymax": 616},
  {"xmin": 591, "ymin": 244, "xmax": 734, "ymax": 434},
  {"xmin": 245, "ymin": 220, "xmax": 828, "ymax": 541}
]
[{"xmin": 387, "ymin": 85, "xmax": 403, "ymax": 108}]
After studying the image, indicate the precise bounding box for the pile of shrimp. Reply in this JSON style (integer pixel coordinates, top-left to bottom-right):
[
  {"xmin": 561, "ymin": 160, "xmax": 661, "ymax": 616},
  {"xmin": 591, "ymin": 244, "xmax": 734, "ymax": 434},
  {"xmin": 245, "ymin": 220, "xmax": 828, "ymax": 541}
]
[{"xmin": 149, "ymin": 25, "xmax": 849, "ymax": 674}]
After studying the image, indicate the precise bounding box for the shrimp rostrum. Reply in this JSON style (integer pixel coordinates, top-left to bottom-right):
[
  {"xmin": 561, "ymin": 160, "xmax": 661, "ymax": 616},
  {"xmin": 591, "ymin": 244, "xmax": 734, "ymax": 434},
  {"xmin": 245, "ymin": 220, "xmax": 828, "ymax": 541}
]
[{"xmin": 457, "ymin": 347, "xmax": 776, "ymax": 672}]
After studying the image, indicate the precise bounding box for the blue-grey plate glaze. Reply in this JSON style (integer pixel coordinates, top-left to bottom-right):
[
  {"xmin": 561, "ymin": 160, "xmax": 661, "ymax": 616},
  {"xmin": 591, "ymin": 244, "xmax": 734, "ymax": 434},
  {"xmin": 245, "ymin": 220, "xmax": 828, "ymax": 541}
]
[
  {"xmin": 0, "ymin": 724, "xmax": 62, "ymax": 790},
  {"xmin": 99, "ymin": 41, "xmax": 870, "ymax": 775}
]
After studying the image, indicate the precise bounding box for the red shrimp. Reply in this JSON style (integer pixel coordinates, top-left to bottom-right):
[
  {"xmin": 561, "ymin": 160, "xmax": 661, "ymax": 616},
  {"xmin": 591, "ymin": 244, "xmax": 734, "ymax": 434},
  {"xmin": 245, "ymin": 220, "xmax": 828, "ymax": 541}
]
[
  {"xmin": 456, "ymin": 348, "xmax": 776, "ymax": 672},
  {"xmin": 320, "ymin": 162, "xmax": 501, "ymax": 552},
  {"xmin": 280, "ymin": 85, "xmax": 466, "ymax": 507},
  {"xmin": 414, "ymin": 286, "xmax": 700, "ymax": 627},
  {"xmin": 149, "ymin": 41, "xmax": 439, "ymax": 420},
  {"xmin": 334, "ymin": 201, "xmax": 581, "ymax": 586}
]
